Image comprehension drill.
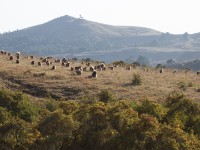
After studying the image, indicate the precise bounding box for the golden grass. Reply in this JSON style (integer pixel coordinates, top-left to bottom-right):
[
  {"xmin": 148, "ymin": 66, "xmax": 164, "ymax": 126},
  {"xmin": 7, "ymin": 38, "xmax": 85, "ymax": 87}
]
[{"xmin": 0, "ymin": 53, "xmax": 200, "ymax": 104}]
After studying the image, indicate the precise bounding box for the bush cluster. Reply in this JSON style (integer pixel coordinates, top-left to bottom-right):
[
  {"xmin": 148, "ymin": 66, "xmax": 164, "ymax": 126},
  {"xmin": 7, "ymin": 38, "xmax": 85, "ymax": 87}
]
[
  {"xmin": 132, "ymin": 73, "xmax": 142, "ymax": 86},
  {"xmin": 0, "ymin": 89, "xmax": 200, "ymax": 149}
]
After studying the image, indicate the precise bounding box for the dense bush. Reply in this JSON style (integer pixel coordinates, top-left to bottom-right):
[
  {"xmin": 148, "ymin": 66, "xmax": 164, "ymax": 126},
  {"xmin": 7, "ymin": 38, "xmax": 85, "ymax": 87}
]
[
  {"xmin": 35, "ymin": 112, "xmax": 78, "ymax": 149},
  {"xmin": 0, "ymin": 89, "xmax": 39, "ymax": 122},
  {"xmin": 59, "ymin": 100, "xmax": 79, "ymax": 115},
  {"xmin": 164, "ymin": 92, "xmax": 200, "ymax": 135},
  {"xmin": 177, "ymin": 81, "xmax": 193, "ymax": 91},
  {"xmin": 112, "ymin": 60, "xmax": 126, "ymax": 66},
  {"xmin": 132, "ymin": 73, "xmax": 142, "ymax": 86},
  {"xmin": 0, "ymin": 89, "xmax": 200, "ymax": 149},
  {"xmin": 45, "ymin": 99, "xmax": 59, "ymax": 112},
  {"xmin": 0, "ymin": 118, "xmax": 40, "ymax": 149},
  {"xmin": 0, "ymin": 107, "xmax": 10, "ymax": 124},
  {"xmin": 98, "ymin": 90, "xmax": 115, "ymax": 103},
  {"xmin": 137, "ymin": 99, "xmax": 167, "ymax": 121}
]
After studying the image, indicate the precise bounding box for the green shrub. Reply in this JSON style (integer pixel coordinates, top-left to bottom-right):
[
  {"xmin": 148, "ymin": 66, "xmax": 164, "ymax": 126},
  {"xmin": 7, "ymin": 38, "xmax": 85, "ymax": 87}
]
[
  {"xmin": 45, "ymin": 99, "xmax": 58, "ymax": 112},
  {"xmin": 137, "ymin": 99, "xmax": 167, "ymax": 121},
  {"xmin": 98, "ymin": 90, "xmax": 115, "ymax": 103},
  {"xmin": 177, "ymin": 81, "xmax": 193, "ymax": 91},
  {"xmin": 0, "ymin": 89, "xmax": 39, "ymax": 122},
  {"xmin": 0, "ymin": 107, "xmax": 11, "ymax": 124},
  {"xmin": 132, "ymin": 73, "xmax": 142, "ymax": 86},
  {"xmin": 112, "ymin": 60, "xmax": 126, "ymax": 66},
  {"xmin": 164, "ymin": 92, "xmax": 200, "ymax": 135},
  {"xmin": 0, "ymin": 118, "xmax": 39, "ymax": 150},
  {"xmin": 156, "ymin": 64, "xmax": 163, "ymax": 69},
  {"xmin": 37, "ymin": 112, "xmax": 78, "ymax": 149},
  {"xmin": 59, "ymin": 101, "xmax": 79, "ymax": 115}
]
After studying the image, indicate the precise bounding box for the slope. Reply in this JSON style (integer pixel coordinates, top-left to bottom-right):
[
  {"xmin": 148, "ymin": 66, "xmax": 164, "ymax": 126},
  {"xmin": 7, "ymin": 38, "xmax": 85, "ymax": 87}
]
[{"xmin": 1, "ymin": 15, "xmax": 200, "ymax": 64}]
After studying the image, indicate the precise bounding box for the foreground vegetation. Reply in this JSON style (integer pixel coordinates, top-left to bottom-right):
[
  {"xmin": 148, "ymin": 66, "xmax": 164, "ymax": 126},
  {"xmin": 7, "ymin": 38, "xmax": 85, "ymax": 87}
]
[{"xmin": 0, "ymin": 89, "xmax": 200, "ymax": 150}]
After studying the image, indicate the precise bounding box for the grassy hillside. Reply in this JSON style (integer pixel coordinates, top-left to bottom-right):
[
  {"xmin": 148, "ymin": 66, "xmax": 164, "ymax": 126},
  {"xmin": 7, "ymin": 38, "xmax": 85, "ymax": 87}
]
[
  {"xmin": 0, "ymin": 51, "xmax": 200, "ymax": 103},
  {"xmin": 0, "ymin": 52, "xmax": 200, "ymax": 149}
]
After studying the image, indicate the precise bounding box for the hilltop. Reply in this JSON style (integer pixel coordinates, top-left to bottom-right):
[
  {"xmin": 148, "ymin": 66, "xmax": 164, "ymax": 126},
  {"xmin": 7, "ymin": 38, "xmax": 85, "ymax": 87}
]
[{"xmin": 1, "ymin": 15, "xmax": 200, "ymax": 64}]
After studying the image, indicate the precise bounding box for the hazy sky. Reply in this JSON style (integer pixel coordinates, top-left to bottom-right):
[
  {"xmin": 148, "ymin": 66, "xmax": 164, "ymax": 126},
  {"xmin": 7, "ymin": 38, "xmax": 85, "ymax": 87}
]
[{"xmin": 0, "ymin": 0, "xmax": 199, "ymax": 34}]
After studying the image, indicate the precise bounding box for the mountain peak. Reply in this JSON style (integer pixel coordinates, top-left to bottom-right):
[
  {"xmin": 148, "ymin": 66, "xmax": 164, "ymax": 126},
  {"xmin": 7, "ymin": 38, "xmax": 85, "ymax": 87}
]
[
  {"xmin": 49, "ymin": 15, "xmax": 78, "ymax": 23},
  {"xmin": 41, "ymin": 15, "xmax": 162, "ymax": 36},
  {"xmin": 1, "ymin": 15, "xmax": 200, "ymax": 64}
]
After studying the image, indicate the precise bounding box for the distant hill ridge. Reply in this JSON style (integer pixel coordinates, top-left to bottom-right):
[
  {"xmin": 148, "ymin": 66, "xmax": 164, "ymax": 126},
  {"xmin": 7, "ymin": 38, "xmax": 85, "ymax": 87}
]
[
  {"xmin": 26, "ymin": 15, "xmax": 162, "ymax": 36},
  {"xmin": 0, "ymin": 15, "xmax": 200, "ymax": 64}
]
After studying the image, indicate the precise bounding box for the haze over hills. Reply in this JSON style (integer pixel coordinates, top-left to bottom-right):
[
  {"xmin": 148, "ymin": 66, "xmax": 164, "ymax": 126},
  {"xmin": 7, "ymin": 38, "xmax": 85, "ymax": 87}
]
[{"xmin": 0, "ymin": 15, "xmax": 200, "ymax": 64}]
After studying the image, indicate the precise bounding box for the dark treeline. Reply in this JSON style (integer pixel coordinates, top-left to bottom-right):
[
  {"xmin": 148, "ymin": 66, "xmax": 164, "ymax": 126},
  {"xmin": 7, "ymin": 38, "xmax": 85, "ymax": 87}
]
[{"xmin": 0, "ymin": 89, "xmax": 200, "ymax": 150}]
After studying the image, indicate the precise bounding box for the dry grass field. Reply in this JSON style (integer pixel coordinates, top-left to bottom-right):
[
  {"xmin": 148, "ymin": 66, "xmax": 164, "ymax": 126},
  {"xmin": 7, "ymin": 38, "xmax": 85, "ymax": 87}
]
[{"xmin": 0, "ymin": 52, "xmax": 200, "ymax": 104}]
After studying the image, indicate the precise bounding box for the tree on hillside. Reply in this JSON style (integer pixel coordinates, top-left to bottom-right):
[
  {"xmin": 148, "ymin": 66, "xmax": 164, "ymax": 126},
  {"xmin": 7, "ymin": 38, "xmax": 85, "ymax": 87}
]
[
  {"xmin": 166, "ymin": 59, "xmax": 176, "ymax": 64},
  {"xmin": 136, "ymin": 55, "xmax": 150, "ymax": 66}
]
